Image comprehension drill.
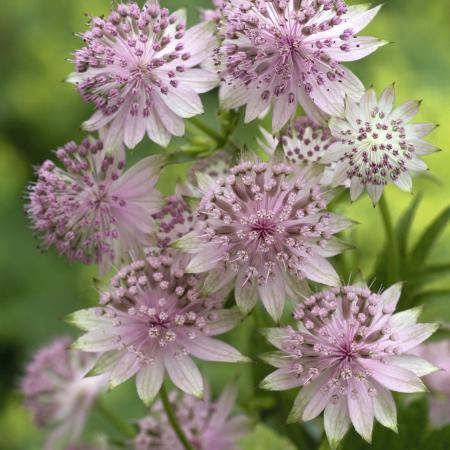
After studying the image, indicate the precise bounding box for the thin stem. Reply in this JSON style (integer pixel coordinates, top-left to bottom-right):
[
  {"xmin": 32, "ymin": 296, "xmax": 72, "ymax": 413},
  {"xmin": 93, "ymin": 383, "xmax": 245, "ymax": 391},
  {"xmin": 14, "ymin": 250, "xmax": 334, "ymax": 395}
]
[
  {"xmin": 160, "ymin": 383, "xmax": 195, "ymax": 450},
  {"xmin": 95, "ymin": 398, "xmax": 135, "ymax": 439},
  {"xmin": 378, "ymin": 195, "xmax": 399, "ymax": 282},
  {"xmin": 188, "ymin": 117, "xmax": 223, "ymax": 143}
]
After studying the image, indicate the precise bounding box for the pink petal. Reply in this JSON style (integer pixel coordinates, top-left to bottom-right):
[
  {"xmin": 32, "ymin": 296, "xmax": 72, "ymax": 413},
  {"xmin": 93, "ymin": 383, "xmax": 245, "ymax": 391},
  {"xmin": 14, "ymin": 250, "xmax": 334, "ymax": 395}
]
[
  {"xmin": 258, "ymin": 268, "xmax": 286, "ymax": 322},
  {"xmin": 378, "ymin": 85, "xmax": 395, "ymax": 114},
  {"xmin": 109, "ymin": 351, "xmax": 141, "ymax": 389},
  {"xmin": 390, "ymin": 100, "xmax": 420, "ymax": 123},
  {"xmin": 184, "ymin": 335, "xmax": 248, "ymax": 362},
  {"xmin": 260, "ymin": 368, "xmax": 302, "ymax": 391},
  {"xmin": 326, "ymin": 37, "xmax": 387, "ymax": 62},
  {"xmin": 373, "ymin": 382, "xmax": 398, "ymax": 432},
  {"xmin": 324, "ymin": 396, "xmax": 350, "ymax": 449}
]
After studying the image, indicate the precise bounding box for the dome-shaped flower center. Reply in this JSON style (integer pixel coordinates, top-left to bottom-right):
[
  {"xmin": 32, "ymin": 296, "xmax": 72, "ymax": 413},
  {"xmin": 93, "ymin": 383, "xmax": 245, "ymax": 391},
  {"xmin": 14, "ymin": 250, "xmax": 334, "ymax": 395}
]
[{"xmin": 248, "ymin": 212, "xmax": 277, "ymax": 242}]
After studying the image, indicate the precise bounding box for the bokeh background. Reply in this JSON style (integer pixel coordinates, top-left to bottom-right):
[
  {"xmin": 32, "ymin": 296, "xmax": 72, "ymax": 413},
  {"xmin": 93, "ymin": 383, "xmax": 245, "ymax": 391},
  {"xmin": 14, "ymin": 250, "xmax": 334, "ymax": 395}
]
[{"xmin": 1, "ymin": 0, "xmax": 449, "ymax": 448}]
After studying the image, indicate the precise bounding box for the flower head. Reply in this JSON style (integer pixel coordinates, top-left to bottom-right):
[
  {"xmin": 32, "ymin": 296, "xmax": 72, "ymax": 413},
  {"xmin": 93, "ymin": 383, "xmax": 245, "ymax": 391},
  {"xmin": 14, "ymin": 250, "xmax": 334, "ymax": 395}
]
[
  {"xmin": 21, "ymin": 337, "xmax": 107, "ymax": 450},
  {"xmin": 261, "ymin": 283, "xmax": 438, "ymax": 447},
  {"xmin": 69, "ymin": 1, "xmax": 218, "ymax": 148},
  {"xmin": 134, "ymin": 384, "xmax": 251, "ymax": 450},
  {"xmin": 180, "ymin": 160, "xmax": 353, "ymax": 321},
  {"xmin": 323, "ymin": 85, "xmax": 438, "ymax": 204},
  {"xmin": 26, "ymin": 138, "xmax": 164, "ymax": 271},
  {"xmin": 413, "ymin": 340, "xmax": 450, "ymax": 426},
  {"xmin": 67, "ymin": 255, "xmax": 247, "ymax": 405},
  {"xmin": 218, "ymin": 1, "xmax": 385, "ymax": 131}
]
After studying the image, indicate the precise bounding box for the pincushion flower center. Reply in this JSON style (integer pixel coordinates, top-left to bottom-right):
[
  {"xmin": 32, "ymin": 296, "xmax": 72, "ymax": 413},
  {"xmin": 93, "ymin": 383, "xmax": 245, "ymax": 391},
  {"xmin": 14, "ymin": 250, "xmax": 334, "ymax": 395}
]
[{"xmin": 249, "ymin": 215, "xmax": 277, "ymax": 241}]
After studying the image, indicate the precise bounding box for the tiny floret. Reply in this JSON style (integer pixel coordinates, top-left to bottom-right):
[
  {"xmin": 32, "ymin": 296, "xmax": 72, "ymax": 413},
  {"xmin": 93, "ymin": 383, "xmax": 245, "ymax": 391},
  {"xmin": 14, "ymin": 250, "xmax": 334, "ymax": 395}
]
[
  {"xmin": 69, "ymin": 1, "xmax": 218, "ymax": 148},
  {"xmin": 323, "ymin": 85, "xmax": 437, "ymax": 204},
  {"xmin": 261, "ymin": 283, "xmax": 438, "ymax": 447}
]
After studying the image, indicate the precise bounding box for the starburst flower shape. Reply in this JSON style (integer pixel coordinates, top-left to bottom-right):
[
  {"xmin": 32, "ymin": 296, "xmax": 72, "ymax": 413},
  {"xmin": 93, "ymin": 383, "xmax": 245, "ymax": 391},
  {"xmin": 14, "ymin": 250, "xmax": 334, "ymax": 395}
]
[
  {"xmin": 69, "ymin": 1, "xmax": 218, "ymax": 149},
  {"xmin": 218, "ymin": 1, "xmax": 385, "ymax": 131},
  {"xmin": 177, "ymin": 160, "xmax": 353, "ymax": 321},
  {"xmin": 260, "ymin": 283, "xmax": 438, "ymax": 447},
  {"xmin": 26, "ymin": 137, "xmax": 164, "ymax": 272},
  {"xmin": 322, "ymin": 85, "xmax": 438, "ymax": 204},
  {"xmin": 134, "ymin": 384, "xmax": 251, "ymax": 450},
  {"xmin": 21, "ymin": 337, "xmax": 107, "ymax": 450},
  {"xmin": 67, "ymin": 255, "xmax": 248, "ymax": 405},
  {"xmin": 413, "ymin": 340, "xmax": 450, "ymax": 426}
]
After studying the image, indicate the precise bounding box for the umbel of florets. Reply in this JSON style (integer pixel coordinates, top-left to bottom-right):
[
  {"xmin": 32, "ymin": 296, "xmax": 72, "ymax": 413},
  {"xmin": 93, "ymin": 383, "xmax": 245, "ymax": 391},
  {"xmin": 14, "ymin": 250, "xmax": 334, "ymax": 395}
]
[
  {"xmin": 26, "ymin": 137, "xmax": 164, "ymax": 272},
  {"xmin": 181, "ymin": 160, "xmax": 353, "ymax": 321},
  {"xmin": 261, "ymin": 283, "xmax": 438, "ymax": 447},
  {"xmin": 68, "ymin": 254, "xmax": 247, "ymax": 405},
  {"xmin": 69, "ymin": 1, "xmax": 218, "ymax": 148},
  {"xmin": 217, "ymin": 1, "xmax": 385, "ymax": 130}
]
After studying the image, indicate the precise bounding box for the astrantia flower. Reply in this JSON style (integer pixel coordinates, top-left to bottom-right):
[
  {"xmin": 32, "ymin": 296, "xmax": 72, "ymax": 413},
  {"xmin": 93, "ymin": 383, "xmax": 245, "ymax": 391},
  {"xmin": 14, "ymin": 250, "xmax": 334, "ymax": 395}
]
[
  {"xmin": 67, "ymin": 255, "xmax": 247, "ymax": 405},
  {"xmin": 259, "ymin": 117, "xmax": 335, "ymax": 165},
  {"xmin": 26, "ymin": 138, "xmax": 164, "ymax": 271},
  {"xmin": 179, "ymin": 161, "xmax": 353, "ymax": 321},
  {"xmin": 322, "ymin": 85, "xmax": 438, "ymax": 204},
  {"xmin": 260, "ymin": 283, "xmax": 438, "ymax": 447},
  {"xmin": 69, "ymin": 2, "xmax": 218, "ymax": 148},
  {"xmin": 152, "ymin": 195, "xmax": 195, "ymax": 249},
  {"xmin": 413, "ymin": 340, "xmax": 450, "ymax": 426},
  {"xmin": 134, "ymin": 384, "xmax": 251, "ymax": 450},
  {"xmin": 21, "ymin": 337, "xmax": 107, "ymax": 450},
  {"xmin": 218, "ymin": 1, "xmax": 385, "ymax": 131}
]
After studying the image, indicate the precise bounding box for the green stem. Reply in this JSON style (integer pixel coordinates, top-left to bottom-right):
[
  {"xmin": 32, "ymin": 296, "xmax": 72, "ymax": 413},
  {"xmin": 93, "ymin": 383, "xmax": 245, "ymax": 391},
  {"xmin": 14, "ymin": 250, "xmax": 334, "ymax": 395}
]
[
  {"xmin": 189, "ymin": 117, "xmax": 223, "ymax": 144},
  {"xmin": 378, "ymin": 195, "xmax": 399, "ymax": 282},
  {"xmin": 95, "ymin": 398, "xmax": 135, "ymax": 439},
  {"xmin": 160, "ymin": 383, "xmax": 195, "ymax": 450}
]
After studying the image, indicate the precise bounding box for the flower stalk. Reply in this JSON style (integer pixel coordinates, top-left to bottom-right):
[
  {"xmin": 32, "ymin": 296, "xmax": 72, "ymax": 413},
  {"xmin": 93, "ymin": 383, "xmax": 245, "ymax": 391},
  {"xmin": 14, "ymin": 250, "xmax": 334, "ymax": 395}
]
[{"xmin": 159, "ymin": 383, "xmax": 196, "ymax": 450}]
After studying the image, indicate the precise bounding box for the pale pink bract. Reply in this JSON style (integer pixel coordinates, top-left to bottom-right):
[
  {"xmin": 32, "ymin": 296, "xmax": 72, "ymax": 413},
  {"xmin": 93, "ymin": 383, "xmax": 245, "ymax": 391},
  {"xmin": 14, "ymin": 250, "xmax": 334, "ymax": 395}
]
[{"xmin": 261, "ymin": 283, "xmax": 438, "ymax": 447}]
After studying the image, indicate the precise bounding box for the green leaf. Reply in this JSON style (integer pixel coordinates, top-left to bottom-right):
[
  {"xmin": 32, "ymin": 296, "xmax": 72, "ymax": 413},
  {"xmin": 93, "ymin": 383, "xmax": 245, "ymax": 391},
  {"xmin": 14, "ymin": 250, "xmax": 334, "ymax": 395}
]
[
  {"xmin": 422, "ymin": 425, "xmax": 450, "ymax": 450},
  {"xmin": 396, "ymin": 194, "xmax": 422, "ymax": 258},
  {"xmin": 412, "ymin": 205, "xmax": 450, "ymax": 267},
  {"xmin": 240, "ymin": 424, "xmax": 297, "ymax": 450}
]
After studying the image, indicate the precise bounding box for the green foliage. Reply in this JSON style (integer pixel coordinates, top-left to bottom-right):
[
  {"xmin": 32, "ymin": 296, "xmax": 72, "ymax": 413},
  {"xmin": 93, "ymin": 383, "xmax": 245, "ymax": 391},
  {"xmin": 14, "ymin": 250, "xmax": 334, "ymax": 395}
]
[{"xmin": 240, "ymin": 424, "xmax": 297, "ymax": 450}]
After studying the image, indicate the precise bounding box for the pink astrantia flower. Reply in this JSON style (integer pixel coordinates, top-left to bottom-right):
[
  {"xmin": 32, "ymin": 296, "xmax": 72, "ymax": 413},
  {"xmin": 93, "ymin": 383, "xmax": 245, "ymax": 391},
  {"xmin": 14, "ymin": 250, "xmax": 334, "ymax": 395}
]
[
  {"xmin": 21, "ymin": 337, "xmax": 107, "ymax": 450},
  {"xmin": 178, "ymin": 160, "xmax": 353, "ymax": 321},
  {"xmin": 67, "ymin": 255, "xmax": 248, "ymax": 405},
  {"xmin": 322, "ymin": 85, "xmax": 438, "ymax": 204},
  {"xmin": 69, "ymin": 1, "xmax": 218, "ymax": 149},
  {"xmin": 26, "ymin": 137, "xmax": 164, "ymax": 271},
  {"xmin": 413, "ymin": 340, "xmax": 450, "ymax": 426},
  {"xmin": 218, "ymin": 1, "xmax": 385, "ymax": 131},
  {"xmin": 134, "ymin": 384, "xmax": 251, "ymax": 450},
  {"xmin": 260, "ymin": 283, "xmax": 438, "ymax": 447}
]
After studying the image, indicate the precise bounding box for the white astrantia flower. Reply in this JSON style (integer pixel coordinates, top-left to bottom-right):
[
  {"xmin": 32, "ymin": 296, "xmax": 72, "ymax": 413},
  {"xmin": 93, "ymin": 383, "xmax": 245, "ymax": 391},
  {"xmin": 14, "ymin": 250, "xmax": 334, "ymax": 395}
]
[{"xmin": 322, "ymin": 85, "xmax": 438, "ymax": 204}]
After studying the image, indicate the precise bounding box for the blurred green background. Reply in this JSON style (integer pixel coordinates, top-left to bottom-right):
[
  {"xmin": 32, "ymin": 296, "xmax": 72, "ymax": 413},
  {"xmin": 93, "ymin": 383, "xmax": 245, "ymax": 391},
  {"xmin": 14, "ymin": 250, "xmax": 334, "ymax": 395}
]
[{"xmin": 1, "ymin": 0, "xmax": 450, "ymax": 448}]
